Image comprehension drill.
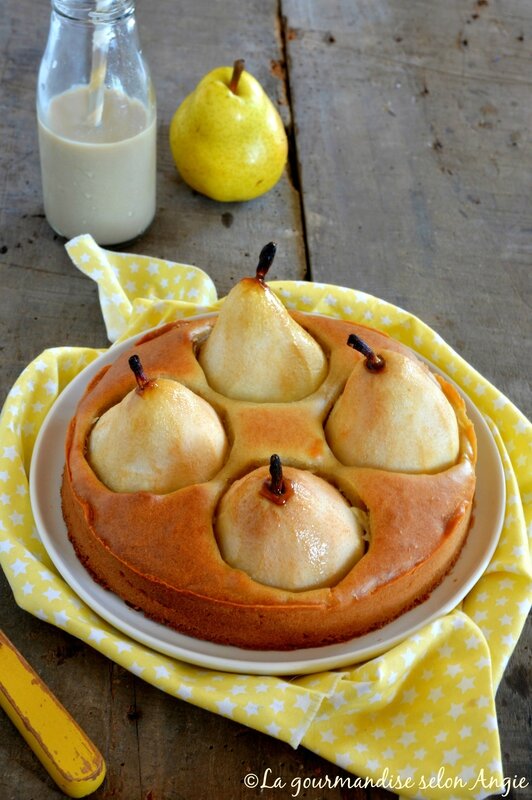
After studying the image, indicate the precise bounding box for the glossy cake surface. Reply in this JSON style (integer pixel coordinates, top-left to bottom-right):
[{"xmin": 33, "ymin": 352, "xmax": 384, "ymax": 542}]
[{"xmin": 61, "ymin": 311, "xmax": 477, "ymax": 650}]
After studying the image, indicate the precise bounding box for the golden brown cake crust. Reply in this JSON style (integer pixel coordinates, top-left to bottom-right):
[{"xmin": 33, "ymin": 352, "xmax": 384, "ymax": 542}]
[{"xmin": 61, "ymin": 313, "xmax": 477, "ymax": 650}]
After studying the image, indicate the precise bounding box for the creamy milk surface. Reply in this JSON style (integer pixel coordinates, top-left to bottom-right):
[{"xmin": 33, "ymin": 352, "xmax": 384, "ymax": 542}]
[{"xmin": 38, "ymin": 86, "xmax": 156, "ymax": 245}]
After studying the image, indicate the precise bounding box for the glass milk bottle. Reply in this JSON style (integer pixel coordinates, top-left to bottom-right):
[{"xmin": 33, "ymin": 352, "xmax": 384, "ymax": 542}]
[{"xmin": 37, "ymin": 0, "xmax": 156, "ymax": 245}]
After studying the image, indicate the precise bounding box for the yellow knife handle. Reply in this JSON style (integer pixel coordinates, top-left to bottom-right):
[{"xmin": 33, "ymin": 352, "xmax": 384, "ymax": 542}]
[{"xmin": 0, "ymin": 630, "xmax": 106, "ymax": 797}]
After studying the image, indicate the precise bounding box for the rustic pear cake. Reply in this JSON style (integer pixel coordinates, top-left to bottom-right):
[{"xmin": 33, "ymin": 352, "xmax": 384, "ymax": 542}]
[{"xmin": 61, "ymin": 244, "xmax": 477, "ymax": 650}]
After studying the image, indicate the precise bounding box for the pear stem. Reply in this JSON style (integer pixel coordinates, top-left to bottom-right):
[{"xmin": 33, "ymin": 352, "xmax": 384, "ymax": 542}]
[
  {"xmin": 347, "ymin": 334, "xmax": 385, "ymax": 372},
  {"xmin": 128, "ymin": 354, "xmax": 152, "ymax": 391},
  {"xmin": 256, "ymin": 242, "xmax": 277, "ymax": 282},
  {"xmin": 229, "ymin": 59, "xmax": 245, "ymax": 94},
  {"xmin": 260, "ymin": 454, "xmax": 294, "ymax": 505},
  {"xmin": 268, "ymin": 454, "xmax": 285, "ymax": 496}
]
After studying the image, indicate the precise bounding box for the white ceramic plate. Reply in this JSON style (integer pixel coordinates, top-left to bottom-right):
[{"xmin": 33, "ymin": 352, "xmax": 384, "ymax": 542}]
[{"xmin": 29, "ymin": 320, "xmax": 506, "ymax": 675}]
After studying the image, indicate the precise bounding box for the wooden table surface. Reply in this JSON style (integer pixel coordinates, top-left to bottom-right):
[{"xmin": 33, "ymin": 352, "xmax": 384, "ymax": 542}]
[{"xmin": 0, "ymin": 0, "xmax": 530, "ymax": 798}]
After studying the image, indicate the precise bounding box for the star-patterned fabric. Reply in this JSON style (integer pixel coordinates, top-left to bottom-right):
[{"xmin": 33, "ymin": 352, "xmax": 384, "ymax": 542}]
[{"xmin": 1, "ymin": 234, "xmax": 530, "ymax": 799}]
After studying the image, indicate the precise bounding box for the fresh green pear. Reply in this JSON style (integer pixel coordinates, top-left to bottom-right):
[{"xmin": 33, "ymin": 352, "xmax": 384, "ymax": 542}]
[
  {"xmin": 198, "ymin": 244, "xmax": 327, "ymax": 402},
  {"xmin": 89, "ymin": 355, "xmax": 227, "ymax": 493},
  {"xmin": 169, "ymin": 59, "xmax": 288, "ymax": 201},
  {"xmin": 326, "ymin": 336, "xmax": 460, "ymax": 472},
  {"xmin": 216, "ymin": 455, "xmax": 365, "ymax": 591}
]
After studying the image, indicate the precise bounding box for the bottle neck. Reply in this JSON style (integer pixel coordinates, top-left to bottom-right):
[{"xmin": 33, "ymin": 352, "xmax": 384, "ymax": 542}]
[{"xmin": 51, "ymin": 0, "xmax": 135, "ymax": 22}]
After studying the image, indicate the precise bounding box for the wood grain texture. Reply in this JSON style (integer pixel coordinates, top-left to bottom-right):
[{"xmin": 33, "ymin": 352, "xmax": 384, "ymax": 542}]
[
  {"xmin": 283, "ymin": 0, "xmax": 531, "ymax": 418},
  {"xmin": 0, "ymin": 0, "xmax": 530, "ymax": 798}
]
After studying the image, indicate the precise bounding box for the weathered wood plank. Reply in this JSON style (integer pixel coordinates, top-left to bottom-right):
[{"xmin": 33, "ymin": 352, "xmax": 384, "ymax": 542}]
[
  {"xmin": 283, "ymin": 0, "xmax": 531, "ymax": 793},
  {"xmin": 283, "ymin": 0, "xmax": 531, "ymax": 419},
  {"xmin": 134, "ymin": 0, "xmax": 306, "ymax": 292},
  {"xmin": 0, "ymin": 0, "xmax": 305, "ymax": 402},
  {"xmin": 0, "ymin": 0, "xmax": 311, "ymax": 798}
]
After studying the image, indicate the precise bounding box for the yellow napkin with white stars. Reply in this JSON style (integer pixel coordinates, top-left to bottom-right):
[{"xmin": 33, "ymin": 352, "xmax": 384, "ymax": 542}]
[{"xmin": 1, "ymin": 234, "xmax": 530, "ymax": 799}]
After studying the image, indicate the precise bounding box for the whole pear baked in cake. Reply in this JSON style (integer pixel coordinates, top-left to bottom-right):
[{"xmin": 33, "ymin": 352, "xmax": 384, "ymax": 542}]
[
  {"xmin": 325, "ymin": 334, "xmax": 460, "ymax": 472},
  {"xmin": 89, "ymin": 354, "xmax": 227, "ymax": 493},
  {"xmin": 216, "ymin": 455, "xmax": 366, "ymax": 591},
  {"xmin": 198, "ymin": 243, "xmax": 327, "ymax": 402},
  {"xmin": 61, "ymin": 244, "xmax": 477, "ymax": 651}
]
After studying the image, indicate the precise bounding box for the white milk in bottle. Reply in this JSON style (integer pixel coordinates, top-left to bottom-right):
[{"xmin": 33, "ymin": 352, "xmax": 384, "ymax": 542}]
[
  {"xmin": 37, "ymin": 0, "xmax": 156, "ymax": 246},
  {"xmin": 38, "ymin": 86, "xmax": 156, "ymax": 245}
]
